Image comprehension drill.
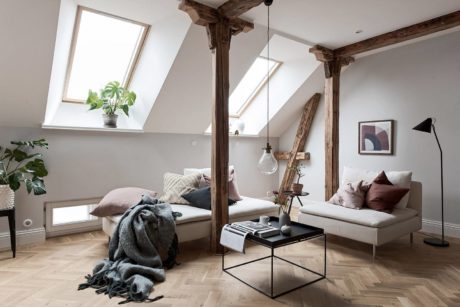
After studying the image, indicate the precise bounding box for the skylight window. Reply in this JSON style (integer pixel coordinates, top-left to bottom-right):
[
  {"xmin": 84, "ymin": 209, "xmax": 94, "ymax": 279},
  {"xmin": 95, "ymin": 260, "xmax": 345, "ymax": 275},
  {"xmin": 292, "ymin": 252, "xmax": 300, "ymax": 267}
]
[
  {"xmin": 63, "ymin": 7, "xmax": 149, "ymax": 102},
  {"xmin": 229, "ymin": 57, "xmax": 280, "ymax": 117}
]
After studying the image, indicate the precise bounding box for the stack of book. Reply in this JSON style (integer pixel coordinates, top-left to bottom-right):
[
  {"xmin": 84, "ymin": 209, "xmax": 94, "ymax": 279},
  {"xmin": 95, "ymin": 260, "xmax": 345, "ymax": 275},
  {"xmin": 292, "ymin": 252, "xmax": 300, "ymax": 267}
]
[{"xmin": 230, "ymin": 221, "xmax": 279, "ymax": 238}]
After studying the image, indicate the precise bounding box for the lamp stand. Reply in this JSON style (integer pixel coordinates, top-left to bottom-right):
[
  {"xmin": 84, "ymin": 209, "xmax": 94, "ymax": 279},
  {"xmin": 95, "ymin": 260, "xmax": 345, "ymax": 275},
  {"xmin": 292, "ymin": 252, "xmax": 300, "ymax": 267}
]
[{"xmin": 423, "ymin": 124, "xmax": 449, "ymax": 247}]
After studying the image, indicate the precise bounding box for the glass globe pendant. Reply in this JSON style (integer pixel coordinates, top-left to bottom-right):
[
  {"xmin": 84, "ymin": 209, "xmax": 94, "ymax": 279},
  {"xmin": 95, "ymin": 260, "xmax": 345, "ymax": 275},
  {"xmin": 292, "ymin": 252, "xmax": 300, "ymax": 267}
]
[
  {"xmin": 257, "ymin": 0, "xmax": 278, "ymax": 175},
  {"xmin": 258, "ymin": 143, "xmax": 278, "ymax": 175}
]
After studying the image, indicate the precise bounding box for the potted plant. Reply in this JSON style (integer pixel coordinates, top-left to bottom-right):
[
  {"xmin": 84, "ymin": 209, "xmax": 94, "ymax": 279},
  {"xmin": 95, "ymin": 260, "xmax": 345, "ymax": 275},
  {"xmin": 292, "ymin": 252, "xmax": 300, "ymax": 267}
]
[
  {"xmin": 0, "ymin": 139, "xmax": 49, "ymax": 210},
  {"xmin": 86, "ymin": 81, "xmax": 137, "ymax": 128},
  {"xmin": 290, "ymin": 163, "xmax": 305, "ymax": 194}
]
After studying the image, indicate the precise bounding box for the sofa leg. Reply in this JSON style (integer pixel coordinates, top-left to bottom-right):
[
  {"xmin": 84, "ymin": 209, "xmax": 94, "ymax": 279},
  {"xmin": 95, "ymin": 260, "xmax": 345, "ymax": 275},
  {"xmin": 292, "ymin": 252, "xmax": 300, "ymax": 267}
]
[
  {"xmin": 410, "ymin": 233, "xmax": 414, "ymax": 244},
  {"xmin": 372, "ymin": 245, "xmax": 376, "ymax": 259}
]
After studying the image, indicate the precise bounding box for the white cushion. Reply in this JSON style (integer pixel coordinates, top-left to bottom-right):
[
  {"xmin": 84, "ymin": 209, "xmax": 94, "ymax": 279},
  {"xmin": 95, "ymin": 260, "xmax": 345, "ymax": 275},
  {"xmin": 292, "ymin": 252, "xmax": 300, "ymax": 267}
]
[
  {"xmin": 342, "ymin": 166, "xmax": 412, "ymax": 209},
  {"xmin": 229, "ymin": 197, "xmax": 279, "ymax": 219},
  {"xmin": 299, "ymin": 200, "xmax": 418, "ymax": 228}
]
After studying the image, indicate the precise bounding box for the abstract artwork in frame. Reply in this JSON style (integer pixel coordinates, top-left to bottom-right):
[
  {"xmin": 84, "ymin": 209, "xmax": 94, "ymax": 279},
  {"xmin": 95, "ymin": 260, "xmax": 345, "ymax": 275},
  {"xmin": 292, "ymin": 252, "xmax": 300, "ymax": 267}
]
[{"xmin": 358, "ymin": 120, "xmax": 394, "ymax": 155}]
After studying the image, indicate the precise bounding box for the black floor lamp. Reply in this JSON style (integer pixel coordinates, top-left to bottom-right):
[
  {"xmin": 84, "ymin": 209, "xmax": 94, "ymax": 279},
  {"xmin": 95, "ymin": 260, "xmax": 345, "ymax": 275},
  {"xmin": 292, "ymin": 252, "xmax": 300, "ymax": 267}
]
[{"xmin": 413, "ymin": 118, "xmax": 449, "ymax": 247}]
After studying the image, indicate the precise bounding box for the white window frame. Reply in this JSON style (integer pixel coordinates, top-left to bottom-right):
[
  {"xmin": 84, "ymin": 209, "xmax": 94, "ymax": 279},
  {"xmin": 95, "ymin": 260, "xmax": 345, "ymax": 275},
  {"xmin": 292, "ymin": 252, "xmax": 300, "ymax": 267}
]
[
  {"xmin": 230, "ymin": 56, "xmax": 282, "ymax": 118},
  {"xmin": 62, "ymin": 6, "xmax": 150, "ymax": 103},
  {"xmin": 45, "ymin": 197, "xmax": 102, "ymax": 237}
]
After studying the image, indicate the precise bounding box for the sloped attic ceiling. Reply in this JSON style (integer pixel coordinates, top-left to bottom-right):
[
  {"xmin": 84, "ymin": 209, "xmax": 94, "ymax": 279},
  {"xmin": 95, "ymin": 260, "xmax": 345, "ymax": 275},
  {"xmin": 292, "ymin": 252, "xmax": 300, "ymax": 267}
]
[{"xmin": 2, "ymin": 0, "xmax": 460, "ymax": 136}]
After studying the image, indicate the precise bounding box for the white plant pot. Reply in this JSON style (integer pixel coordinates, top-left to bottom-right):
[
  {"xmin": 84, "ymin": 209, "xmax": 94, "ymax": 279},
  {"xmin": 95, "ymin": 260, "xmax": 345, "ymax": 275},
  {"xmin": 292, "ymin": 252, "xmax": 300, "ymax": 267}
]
[{"xmin": 0, "ymin": 185, "xmax": 14, "ymax": 210}]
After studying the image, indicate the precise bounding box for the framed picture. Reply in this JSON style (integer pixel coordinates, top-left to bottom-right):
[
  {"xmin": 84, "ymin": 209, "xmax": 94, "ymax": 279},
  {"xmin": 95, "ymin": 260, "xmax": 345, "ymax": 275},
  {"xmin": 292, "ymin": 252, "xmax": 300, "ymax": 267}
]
[{"xmin": 358, "ymin": 120, "xmax": 394, "ymax": 155}]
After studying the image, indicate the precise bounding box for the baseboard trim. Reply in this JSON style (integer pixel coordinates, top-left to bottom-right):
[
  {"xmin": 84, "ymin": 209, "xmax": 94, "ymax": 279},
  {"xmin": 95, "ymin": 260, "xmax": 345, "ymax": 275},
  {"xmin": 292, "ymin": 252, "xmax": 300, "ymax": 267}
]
[
  {"xmin": 422, "ymin": 219, "xmax": 460, "ymax": 238},
  {"xmin": 0, "ymin": 227, "xmax": 46, "ymax": 252}
]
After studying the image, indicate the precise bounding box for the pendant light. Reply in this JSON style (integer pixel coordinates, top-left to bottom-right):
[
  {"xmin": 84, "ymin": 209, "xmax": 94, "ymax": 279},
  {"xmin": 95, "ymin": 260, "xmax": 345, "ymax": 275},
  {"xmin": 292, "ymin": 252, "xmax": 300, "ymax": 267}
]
[{"xmin": 257, "ymin": 0, "xmax": 278, "ymax": 175}]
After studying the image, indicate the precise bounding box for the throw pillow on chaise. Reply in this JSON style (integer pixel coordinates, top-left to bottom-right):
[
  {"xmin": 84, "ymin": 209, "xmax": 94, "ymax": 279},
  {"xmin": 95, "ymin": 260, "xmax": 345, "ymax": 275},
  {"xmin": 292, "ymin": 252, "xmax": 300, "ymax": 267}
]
[
  {"xmin": 159, "ymin": 172, "xmax": 201, "ymax": 205},
  {"xmin": 342, "ymin": 166, "xmax": 412, "ymax": 209},
  {"xmin": 329, "ymin": 180, "xmax": 369, "ymax": 209},
  {"xmin": 366, "ymin": 171, "xmax": 409, "ymax": 213},
  {"xmin": 184, "ymin": 166, "xmax": 243, "ymax": 201},
  {"xmin": 182, "ymin": 187, "xmax": 236, "ymax": 210},
  {"xmin": 90, "ymin": 187, "xmax": 157, "ymax": 217}
]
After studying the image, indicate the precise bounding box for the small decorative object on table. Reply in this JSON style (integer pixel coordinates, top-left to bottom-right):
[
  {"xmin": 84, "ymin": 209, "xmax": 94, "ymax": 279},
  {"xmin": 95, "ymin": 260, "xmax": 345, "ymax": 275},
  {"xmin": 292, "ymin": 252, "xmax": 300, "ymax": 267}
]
[
  {"xmin": 280, "ymin": 225, "xmax": 291, "ymax": 235},
  {"xmin": 86, "ymin": 81, "xmax": 137, "ymax": 128},
  {"xmin": 289, "ymin": 163, "xmax": 306, "ymax": 194},
  {"xmin": 259, "ymin": 215, "xmax": 270, "ymax": 225},
  {"xmin": 272, "ymin": 193, "xmax": 291, "ymax": 227}
]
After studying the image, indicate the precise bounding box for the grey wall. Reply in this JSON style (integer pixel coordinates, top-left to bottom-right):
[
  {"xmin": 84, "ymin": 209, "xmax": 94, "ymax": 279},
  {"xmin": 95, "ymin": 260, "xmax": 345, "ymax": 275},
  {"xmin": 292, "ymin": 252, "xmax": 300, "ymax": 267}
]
[
  {"xmin": 279, "ymin": 30, "xmax": 460, "ymax": 225},
  {"xmin": 0, "ymin": 128, "xmax": 278, "ymax": 233}
]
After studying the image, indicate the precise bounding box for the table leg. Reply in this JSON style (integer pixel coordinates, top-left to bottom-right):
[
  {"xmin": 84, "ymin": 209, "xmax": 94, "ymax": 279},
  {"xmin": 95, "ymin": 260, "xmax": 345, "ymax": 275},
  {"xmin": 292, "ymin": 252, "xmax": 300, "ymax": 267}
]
[
  {"xmin": 270, "ymin": 248, "xmax": 274, "ymax": 297},
  {"xmin": 7, "ymin": 209, "xmax": 16, "ymax": 258},
  {"xmin": 297, "ymin": 196, "xmax": 304, "ymax": 207},
  {"xmin": 324, "ymin": 234, "xmax": 327, "ymax": 277},
  {"xmin": 287, "ymin": 197, "xmax": 294, "ymax": 215}
]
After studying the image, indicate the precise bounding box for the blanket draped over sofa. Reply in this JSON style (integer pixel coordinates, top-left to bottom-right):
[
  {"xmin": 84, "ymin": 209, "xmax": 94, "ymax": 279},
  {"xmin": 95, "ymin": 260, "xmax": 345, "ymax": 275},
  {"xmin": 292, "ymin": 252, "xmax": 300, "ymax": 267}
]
[{"xmin": 78, "ymin": 195, "xmax": 179, "ymax": 304}]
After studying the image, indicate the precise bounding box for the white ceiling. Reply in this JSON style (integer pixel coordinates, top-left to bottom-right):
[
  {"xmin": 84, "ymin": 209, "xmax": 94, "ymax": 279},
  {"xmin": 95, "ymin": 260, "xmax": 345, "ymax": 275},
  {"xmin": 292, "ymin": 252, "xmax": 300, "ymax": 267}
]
[{"xmin": 201, "ymin": 0, "xmax": 460, "ymax": 48}]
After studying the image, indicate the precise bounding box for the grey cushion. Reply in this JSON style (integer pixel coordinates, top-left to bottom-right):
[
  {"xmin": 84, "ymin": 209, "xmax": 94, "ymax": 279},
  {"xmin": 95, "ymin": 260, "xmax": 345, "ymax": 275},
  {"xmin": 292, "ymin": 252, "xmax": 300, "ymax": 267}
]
[{"xmin": 182, "ymin": 187, "xmax": 236, "ymax": 210}]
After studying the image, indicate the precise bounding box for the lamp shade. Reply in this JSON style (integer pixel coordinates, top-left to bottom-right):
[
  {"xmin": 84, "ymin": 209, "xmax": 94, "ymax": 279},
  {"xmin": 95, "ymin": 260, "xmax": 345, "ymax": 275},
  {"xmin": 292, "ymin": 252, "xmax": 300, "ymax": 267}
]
[{"xmin": 413, "ymin": 118, "xmax": 432, "ymax": 133}]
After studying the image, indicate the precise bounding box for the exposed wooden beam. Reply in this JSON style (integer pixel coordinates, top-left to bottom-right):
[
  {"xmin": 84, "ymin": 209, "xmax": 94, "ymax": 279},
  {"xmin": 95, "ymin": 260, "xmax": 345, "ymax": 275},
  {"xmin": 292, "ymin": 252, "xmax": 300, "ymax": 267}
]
[
  {"xmin": 278, "ymin": 94, "xmax": 321, "ymax": 202},
  {"xmin": 309, "ymin": 45, "xmax": 334, "ymax": 62},
  {"xmin": 179, "ymin": 0, "xmax": 218, "ymax": 26},
  {"xmin": 335, "ymin": 10, "xmax": 460, "ymax": 58},
  {"xmin": 218, "ymin": 0, "xmax": 264, "ymax": 19},
  {"xmin": 275, "ymin": 152, "xmax": 310, "ymax": 161},
  {"xmin": 309, "ymin": 45, "xmax": 354, "ymax": 78},
  {"xmin": 179, "ymin": 0, "xmax": 254, "ymax": 49}
]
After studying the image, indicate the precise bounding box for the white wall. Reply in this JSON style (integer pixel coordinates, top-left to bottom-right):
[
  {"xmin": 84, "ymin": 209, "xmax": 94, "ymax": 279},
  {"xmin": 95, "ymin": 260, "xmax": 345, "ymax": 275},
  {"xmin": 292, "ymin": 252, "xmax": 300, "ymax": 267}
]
[
  {"xmin": 0, "ymin": 128, "xmax": 279, "ymax": 235},
  {"xmin": 279, "ymin": 31, "xmax": 460, "ymax": 228}
]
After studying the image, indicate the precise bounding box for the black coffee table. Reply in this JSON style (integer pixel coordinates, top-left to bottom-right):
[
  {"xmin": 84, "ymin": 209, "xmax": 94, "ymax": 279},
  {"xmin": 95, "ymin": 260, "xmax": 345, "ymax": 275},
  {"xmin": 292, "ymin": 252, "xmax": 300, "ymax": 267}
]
[{"xmin": 222, "ymin": 217, "xmax": 326, "ymax": 298}]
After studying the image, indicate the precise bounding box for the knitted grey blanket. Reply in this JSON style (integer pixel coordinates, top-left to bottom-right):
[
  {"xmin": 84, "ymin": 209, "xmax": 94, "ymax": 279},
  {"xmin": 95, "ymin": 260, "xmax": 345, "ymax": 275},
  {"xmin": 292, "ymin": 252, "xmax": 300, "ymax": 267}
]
[{"xmin": 79, "ymin": 195, "xmax": 179, "ymax": 304}]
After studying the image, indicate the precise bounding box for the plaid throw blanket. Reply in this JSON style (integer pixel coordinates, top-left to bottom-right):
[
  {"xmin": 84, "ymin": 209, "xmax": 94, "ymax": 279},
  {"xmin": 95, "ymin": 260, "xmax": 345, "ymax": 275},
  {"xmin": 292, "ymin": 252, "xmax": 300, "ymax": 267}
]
[{"xmin": 78, "ymin": 195, "xmax": 180, "ymax": 304}]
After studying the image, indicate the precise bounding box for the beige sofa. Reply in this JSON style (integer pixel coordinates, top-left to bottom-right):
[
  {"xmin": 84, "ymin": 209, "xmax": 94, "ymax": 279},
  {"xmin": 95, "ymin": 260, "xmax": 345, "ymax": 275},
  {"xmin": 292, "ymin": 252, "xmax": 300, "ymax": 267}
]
[
  {"xmin": 298, "ymin": 181, "xmax": 422, "ymax": 257},
  {"xmin": 103, "ymin": 196, "xmax": 279, "ymax": 243}
]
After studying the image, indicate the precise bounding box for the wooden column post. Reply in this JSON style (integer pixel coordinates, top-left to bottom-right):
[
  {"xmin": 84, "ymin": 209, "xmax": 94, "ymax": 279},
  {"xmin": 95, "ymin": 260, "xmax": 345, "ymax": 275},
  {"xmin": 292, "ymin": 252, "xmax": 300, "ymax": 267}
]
[
  {"xmin": 324, "ymin": 60, "xmax": 341, "ymax": 200},
  {"xmin": 179, "ymin": 0, "xmax": 256, "ymax": 254},
  {"xmin": 209, "ymin": 21, "xmax": 231, "ymax": 254},
  {"xmin": 310, "ymin": 46, "xmax": 353, "ymax": 200}
]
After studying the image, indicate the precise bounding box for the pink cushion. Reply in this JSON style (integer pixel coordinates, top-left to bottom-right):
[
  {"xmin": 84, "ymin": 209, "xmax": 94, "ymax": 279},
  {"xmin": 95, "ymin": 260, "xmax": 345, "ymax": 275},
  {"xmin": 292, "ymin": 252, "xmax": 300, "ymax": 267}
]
[
  {"xmin": 90, "ymin": 187, "xmax": 157, "ymax": 217},
  {"xmin": 329, "ymin": 180, "xmax": 369, "ymax": 209},
  {"xmin": 201, "ymin": 170, "xmax": 243, "ymax": 201}
]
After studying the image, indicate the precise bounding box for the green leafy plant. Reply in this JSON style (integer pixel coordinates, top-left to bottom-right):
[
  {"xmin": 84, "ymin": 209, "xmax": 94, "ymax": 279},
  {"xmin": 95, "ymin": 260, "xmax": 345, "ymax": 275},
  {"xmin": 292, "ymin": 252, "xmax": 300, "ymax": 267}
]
[
  {"xmin": 289, "ymin": 163, "xmax": 306, "ymax": 184},
  {"xmin": 86, "ymin": 81, "xmax": 136, "ymax": 116},
  {"xmin": 0, "ymin": 139, "xmax": 49, "ymax": 195}
]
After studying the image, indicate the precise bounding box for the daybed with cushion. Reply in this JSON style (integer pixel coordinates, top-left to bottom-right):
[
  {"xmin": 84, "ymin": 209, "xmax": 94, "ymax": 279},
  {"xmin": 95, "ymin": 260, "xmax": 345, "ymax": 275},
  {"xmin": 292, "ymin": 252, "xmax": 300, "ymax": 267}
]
[
  {"xmin": 298, "ymin": 167, "xmax": 422, "ymax": 257},
  {"xmin": 100, "ymin": 166, "xmax": 279, "ymax": 243},
  {"xmin": 103, "ymin": 197, "xmax": 279, "ymax": 242}
]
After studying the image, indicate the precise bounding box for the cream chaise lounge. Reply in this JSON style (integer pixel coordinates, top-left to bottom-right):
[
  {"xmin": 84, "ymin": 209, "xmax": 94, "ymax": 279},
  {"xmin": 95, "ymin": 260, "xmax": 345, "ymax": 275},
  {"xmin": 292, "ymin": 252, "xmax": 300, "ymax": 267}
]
[
  {"xmin": 103, "ymin": 196, "xmax": 279, "ymax": 243},
  {"xmin": 298, "ymin": 181, "xmax": 422, "ymax": 258}
]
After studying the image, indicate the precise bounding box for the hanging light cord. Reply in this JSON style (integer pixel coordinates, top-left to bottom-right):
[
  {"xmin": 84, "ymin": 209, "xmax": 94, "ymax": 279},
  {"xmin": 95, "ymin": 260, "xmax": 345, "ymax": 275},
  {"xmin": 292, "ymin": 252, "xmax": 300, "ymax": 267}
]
[{"xmin": 266, "ymin": 3, "xmax": 271, "ymax": 149}]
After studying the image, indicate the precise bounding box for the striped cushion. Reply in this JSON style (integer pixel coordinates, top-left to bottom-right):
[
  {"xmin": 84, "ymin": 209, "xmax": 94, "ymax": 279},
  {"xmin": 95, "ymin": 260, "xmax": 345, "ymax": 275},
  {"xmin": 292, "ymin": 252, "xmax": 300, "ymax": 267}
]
[{"xmin": 159, "ymin": 172, "xmax": 201, "ymax": 204}]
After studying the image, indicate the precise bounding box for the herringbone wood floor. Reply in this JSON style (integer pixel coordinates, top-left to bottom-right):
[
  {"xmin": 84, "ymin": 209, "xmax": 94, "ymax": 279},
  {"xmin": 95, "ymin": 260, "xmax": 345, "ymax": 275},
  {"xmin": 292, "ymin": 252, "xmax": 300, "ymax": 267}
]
[{"xmin": 0, "ymin": 230, "xmax": 459, "ymax": 307}]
